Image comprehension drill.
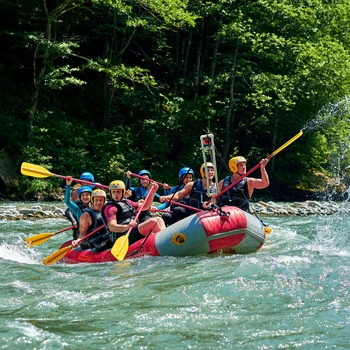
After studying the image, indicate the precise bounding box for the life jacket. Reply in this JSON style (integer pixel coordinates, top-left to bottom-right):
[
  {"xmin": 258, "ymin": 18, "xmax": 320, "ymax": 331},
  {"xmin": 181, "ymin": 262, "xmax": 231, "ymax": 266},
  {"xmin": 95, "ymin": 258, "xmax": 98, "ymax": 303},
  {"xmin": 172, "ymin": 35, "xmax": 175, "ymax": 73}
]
[
  {"xmin": 78, "ymin": 208, "xmax": 106, "ymax": 250},
  {"xmin": 88, "ymin": 199, "xmax": 137, "ymax": 252},
  {"xmin": 220, "ymin": 176, "xmax": 250, "ymax": 211},
  {"xmin": 101, "ymin": 199, "xmax": 137, "ymax": 234},
  {"xmin": 169, "ymin": 185, "xmax": 191, "ymax": 209},
  {"xmin": 131, "ymin": 186, "xmax": 148, "ymax": 202},
  {"xmin": 187, "ymin": 179, "xmax": 217, "ymax": 209},
  {"xmin": 130, "ymin": 186, "xmax": 161, "ymax": 222},
  {"xmin": 84, "ymin": 208, "xmax": 105, "ymax": 233},
  {"xmin": 131, "ymin": 186, "xmax": 161, "ymax": 202},
  {"xmin": 75, "ymin": 199, "xmax": 88, "ymax": 211}
]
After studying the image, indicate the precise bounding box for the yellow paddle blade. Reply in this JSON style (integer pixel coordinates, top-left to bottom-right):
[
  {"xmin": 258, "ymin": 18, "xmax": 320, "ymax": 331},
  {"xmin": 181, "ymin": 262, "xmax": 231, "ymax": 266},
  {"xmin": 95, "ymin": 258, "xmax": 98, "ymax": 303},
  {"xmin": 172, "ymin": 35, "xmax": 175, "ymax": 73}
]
[
  {"xmin": 272, "ymin": 130, "xmax": 303, "ymax": 157},
  {"xmin": 25, "ymin": 233, "xmax": 55, "ymax": 248},
  {"xmin": 111, "ymin": 234, "xmax": 129, "ymax": 261},
  {"xmin": 20, "ymin": 162, "xmax": 53, "ymax": 178},
  {"xmin": 42, "ymin": 245, "xmax": 72, "ymax": 265}
]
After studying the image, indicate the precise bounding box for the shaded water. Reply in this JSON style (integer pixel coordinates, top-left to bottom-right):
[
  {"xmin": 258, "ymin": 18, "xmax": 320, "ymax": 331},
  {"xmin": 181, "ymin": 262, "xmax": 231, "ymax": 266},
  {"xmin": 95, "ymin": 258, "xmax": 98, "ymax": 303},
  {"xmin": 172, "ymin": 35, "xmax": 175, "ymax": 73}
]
[{"xmin": 1, "ymin": 202, "xmax": 350, "ymax": 349}]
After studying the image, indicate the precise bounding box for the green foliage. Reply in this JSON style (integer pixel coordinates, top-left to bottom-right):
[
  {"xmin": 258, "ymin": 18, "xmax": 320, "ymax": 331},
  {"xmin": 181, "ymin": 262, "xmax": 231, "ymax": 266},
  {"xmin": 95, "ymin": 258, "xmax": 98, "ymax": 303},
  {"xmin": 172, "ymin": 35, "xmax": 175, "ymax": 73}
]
[
  {"xmin": 18, "ymin": 178, "xmax": 54, "ymax": 198},
  {"xmin": 2, "ymin": 0, "xmax": 350, "ymax": 199}
]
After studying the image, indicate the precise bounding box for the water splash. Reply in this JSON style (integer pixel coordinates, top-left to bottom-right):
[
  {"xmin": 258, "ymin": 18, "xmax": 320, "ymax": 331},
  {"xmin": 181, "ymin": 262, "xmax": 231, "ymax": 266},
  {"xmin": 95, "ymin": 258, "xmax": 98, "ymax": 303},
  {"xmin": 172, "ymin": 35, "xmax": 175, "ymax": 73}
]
[
  {"xmin": 298, "ymin": 97, "xmax": 350, "ymax": 250},
  {"xmin": 0, "ymin": 242, "xmax": 38, "ymax": 264},
  {"xmin": 302, "ymin": 96, "xmax": 350, "ymax": 132}
]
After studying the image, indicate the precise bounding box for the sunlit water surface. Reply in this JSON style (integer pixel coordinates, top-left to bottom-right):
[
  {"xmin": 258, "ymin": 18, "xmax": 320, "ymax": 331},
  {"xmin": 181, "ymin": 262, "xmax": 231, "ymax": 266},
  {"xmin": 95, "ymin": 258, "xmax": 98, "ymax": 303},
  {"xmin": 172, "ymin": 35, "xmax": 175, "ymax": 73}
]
[{"xmin": 1, "ymin": 202, "xmax": 349, "ymax": 349}]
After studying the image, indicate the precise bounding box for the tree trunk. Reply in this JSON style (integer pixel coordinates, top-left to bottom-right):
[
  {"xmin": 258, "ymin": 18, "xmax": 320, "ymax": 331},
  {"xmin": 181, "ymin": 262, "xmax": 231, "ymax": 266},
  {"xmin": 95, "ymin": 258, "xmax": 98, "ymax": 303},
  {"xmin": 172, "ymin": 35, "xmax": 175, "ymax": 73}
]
[
  {"xmin": 220, "ymin": 37, "xmax": 240, "ymax": 170},
  {"xmin": 26, "ymin": 0, "xmax": 83, "ymax": 140},
  {"xmin": 26, "ymin": 0, "xmax": 52, "ymax": 141},
  {"xmin": 182, "ymin": 31, "xmax": 192, "ymax": 80},
  {"xmin": 206, "ymin": 31, "xmax": 220, "ymax": 131},
  {"xmin": 193, "ymin": 20, "xmax": 204, "ymax": 102}
]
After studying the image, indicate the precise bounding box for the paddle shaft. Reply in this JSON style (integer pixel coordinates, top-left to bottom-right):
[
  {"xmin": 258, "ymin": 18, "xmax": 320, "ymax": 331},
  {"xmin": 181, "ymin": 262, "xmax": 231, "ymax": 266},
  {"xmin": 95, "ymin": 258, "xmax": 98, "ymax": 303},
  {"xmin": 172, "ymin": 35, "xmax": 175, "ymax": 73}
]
[
  {"xmin": 164, "ymin": 199, "xmax": 203, "ymax": 212},
  {"xmin": 58, "ymin": 175, "xmax": 109, "ymax": 189},
  {"xmin": 215, "ymin": 131, "xmax": 303, "ymax": 198},
  {"xmin": 21, "ymin": 163, "xmax": 109, "ymax": 189},
  {"xmin": 130, "ymin": 173, "xmax": 171, "ymax": 189},
  {"xmin": 127, "ymin": 185, "xmax": 157, "ymax": 235},
  {"xmin": 42, "ymin": 224, "xmax": 105, "ymax": 265},
  {"xmin": 25, "ymin": 225, "xmax": 76, "ymax": 248},
  {"xmin": 53, "ymin": 225, "xmax": 75, "ymax": 235},
  {"xmin": 76, "ymin": 224, "xmax": 105, "ymax": 244}
]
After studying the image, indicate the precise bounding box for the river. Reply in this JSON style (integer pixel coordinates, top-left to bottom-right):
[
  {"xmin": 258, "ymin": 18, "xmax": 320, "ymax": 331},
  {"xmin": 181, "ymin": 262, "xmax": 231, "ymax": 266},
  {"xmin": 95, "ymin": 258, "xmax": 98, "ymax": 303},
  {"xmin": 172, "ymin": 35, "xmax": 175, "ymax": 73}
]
[{"xmin": 0, "ymin": 201, "xmax": 349, "ymax": 349}]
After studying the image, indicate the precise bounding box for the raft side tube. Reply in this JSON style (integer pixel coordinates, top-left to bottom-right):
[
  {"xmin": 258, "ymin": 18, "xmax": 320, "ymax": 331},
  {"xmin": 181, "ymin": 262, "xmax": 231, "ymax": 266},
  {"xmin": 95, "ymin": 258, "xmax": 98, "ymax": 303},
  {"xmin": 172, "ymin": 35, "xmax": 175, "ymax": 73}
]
[{"xmin": 155, "ymin": 213, "xmax": 211, "ymax": 256}]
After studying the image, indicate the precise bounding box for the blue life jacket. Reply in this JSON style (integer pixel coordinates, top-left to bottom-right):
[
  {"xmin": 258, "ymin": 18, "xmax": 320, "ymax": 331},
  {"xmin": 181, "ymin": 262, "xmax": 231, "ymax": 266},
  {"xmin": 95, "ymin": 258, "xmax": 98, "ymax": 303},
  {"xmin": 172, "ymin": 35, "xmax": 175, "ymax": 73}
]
[{"xmin": 187, "ymin": 179, "xmax": 217, "ymax": 209}]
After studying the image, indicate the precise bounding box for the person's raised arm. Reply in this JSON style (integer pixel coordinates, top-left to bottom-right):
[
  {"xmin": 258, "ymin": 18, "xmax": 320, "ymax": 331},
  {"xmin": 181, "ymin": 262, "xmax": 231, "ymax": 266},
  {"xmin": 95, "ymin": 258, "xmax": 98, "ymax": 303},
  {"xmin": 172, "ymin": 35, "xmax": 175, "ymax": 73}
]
[
  {"xmin": 248, "ymin": 159, "xmax": 270, "ymax": 196},
  {"xmin": 139, "ymin": 182, "xmax": 159, "ymax": 210},
  {"xmin": 159, "ymin": 182, "xmax": 192, "ymax": 203}
]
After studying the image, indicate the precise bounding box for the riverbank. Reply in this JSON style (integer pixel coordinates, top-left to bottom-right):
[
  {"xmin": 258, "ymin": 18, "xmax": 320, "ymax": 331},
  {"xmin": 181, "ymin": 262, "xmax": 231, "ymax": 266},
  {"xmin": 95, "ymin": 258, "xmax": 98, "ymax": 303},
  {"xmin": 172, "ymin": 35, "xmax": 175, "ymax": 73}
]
[{"xmin": 0, "ymin": 200, "xmax": 342, "ymax": 220}]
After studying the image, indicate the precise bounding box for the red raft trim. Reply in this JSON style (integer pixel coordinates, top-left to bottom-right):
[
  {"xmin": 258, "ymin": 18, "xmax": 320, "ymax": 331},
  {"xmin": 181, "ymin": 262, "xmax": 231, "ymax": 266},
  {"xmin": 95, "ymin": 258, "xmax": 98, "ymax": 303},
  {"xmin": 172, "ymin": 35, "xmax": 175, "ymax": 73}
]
[{"xmin": 198, "ymin": 207, "xmax": 248, "ymax": 253}]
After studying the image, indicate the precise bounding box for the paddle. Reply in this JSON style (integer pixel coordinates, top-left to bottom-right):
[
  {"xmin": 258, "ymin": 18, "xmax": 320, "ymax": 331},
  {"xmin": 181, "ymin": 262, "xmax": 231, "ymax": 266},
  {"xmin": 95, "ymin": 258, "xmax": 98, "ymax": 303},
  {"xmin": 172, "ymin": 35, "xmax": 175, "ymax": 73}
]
[
  {"xmin": 42, "ymin": 225, "xmax": 104, "ymax": 265},
  {"xmin": 25, "ymin": 225, "xmax": 75, "ymax": 248},
  {"xmin": 215, "ymin": 130, "xmax": 303, "ymax": 198},
  {"xmin": 20, "ymin": 162, "xmax": 109, "ymax": 189},
  {"xmin": 111, "ymin": 183, "xmax": 157, "ymax": 261},
  {"xmin": 162, "ymin": 199, "xmax": 203, "ymax": 212},
  {"xmin": 130, "ymin": 172, "xmax": 172, "ymax": 189}
]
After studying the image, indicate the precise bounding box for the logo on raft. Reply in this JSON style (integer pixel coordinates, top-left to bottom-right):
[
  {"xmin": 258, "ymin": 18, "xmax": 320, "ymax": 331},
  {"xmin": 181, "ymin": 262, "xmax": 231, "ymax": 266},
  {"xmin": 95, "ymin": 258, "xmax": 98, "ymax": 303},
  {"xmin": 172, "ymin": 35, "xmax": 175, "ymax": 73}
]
[{"xmin": 171, "ymin": 233, "xmax": 186, "ymax": 245}]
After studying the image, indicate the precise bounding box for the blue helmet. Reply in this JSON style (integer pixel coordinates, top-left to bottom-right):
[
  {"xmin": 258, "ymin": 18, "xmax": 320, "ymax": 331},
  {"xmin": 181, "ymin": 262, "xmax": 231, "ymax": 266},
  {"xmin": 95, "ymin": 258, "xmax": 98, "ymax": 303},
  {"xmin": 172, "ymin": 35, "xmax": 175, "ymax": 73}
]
[
  {"xmin": 138, "ymin": 170, "xmax": 152, "ymax": 183},
  {"xmin": 78, "ymin": 186, "xmax": 93, "ymax": 197},
  {"xmin": 80, "ymin": 172, "xmax": 94, "ymax": 182},
  {"xmin": 179, "ymin": 167, "xmax": 194, "ymax": 179}
]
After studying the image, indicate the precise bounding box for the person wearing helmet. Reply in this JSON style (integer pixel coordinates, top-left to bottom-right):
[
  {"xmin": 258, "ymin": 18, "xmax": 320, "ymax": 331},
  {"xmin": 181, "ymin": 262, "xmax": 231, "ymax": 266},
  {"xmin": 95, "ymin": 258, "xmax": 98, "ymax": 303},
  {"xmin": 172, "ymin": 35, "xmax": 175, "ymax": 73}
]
[
  {"xmin": 71, "ymin": 172, "xmax": 95, "ymax": 202},
  {"xmin": 72, "ymin": 189, "xmax": 107, "ymax": 249},
  {"xmin": 95, "ymin": 180, "xmax": 166, "ymax": 251},
  {"xmin": 159, "ymin": 163, "xmax": 217, "ymax": 225},
  {"xmin": 218, "ymin": 156, "xmax": 269, "ymax": 212},
  {"xmin": 64, "ymin": 176, "xmax": 93, "ymax": 239},
  {"xmin": 157, "ymin": 167, "xmax": 195, "ymax": 226},
  {"xmin": 125, "ymin": 169, "xmax": 164, "ymax": 223}
]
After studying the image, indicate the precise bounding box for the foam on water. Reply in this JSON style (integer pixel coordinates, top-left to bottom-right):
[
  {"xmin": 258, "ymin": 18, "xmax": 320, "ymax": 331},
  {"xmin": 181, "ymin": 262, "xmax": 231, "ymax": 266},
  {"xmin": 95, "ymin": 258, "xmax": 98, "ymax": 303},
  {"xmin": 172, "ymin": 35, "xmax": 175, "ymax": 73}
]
[{"xmin": 0, "ymin": 242, "xmax": 38, "ymax": 265}]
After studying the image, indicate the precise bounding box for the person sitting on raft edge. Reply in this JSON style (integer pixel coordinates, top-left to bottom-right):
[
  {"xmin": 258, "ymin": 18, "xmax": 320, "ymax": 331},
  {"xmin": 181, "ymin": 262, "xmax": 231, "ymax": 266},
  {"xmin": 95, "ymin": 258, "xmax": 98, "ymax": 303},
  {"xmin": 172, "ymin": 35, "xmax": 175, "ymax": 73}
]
[
  {"xmin": 95, "ymin": 180, "xmax": 166, "ymax": 252},
  {"xmin": 71, "ymin": 189, "xmax": 107, "ymax": 249},
  {"xmin": 159, "ymin": 162, "xmax": 217, "ymax": 225}
]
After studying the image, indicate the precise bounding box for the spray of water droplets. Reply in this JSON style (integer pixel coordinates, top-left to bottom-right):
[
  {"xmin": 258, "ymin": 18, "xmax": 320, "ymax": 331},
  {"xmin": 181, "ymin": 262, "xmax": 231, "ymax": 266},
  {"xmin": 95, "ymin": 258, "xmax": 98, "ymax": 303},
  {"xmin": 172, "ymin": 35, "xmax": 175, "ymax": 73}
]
[{"xmin": 302, "ymin": 96, "xmax": 350, "ymax": 132}]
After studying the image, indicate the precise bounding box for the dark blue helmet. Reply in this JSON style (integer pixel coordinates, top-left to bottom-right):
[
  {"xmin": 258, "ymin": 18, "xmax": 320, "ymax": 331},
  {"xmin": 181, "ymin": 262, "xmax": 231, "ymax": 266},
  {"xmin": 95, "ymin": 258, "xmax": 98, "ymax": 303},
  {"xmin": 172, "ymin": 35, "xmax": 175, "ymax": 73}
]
[
  {"xmin": 179, "ymin": 167, "xmax": 194, "ymax": 179},
  {"xmin": 138, "ymin": 170, "xmax": 152, "ymax": 183},
  {"xmin": 78, "ymin": 186, "xmax": 93, "ymax": 197},
  {"xmin": 80, "ymin": 172, "xmax": 94, "ymax": 182}
]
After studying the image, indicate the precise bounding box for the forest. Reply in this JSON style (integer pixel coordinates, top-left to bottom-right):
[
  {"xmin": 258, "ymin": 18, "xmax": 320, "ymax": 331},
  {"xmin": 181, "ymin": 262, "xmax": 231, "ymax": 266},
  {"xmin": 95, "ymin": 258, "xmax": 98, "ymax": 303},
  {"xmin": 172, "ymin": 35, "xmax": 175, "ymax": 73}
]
[{"xmin": 1, "ymin": 0, "xmax": 350, "ymax": 201}]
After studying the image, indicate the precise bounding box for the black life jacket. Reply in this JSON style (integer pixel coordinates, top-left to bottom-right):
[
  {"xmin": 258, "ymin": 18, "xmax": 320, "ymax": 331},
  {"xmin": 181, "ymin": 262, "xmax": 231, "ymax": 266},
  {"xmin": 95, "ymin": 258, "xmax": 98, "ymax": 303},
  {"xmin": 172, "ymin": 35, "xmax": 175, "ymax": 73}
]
[
  {"xmin": 187, "ymin": 179, "xmax": 217, "ymax": 209},
  {"xmin": 101, "ymin": 199, "xmax": 137, "ymax": 234},
  {"xmin": 220, "ymin": 176, "xmax": 250, "ymax": 211},
  {"xmin": 86, "ymin": 199, "xmax": 138, "ymax": 252},
  {"xmin": 78, "ymin": 208, "xmax": 107, "ymax": 250},
  {"xmin": 84, "ymin": 208, "xmax": 106, "ymax": 234},
  {"xmin": 75, "ymin": 199, "xmax": 88, "ymax": 211}
]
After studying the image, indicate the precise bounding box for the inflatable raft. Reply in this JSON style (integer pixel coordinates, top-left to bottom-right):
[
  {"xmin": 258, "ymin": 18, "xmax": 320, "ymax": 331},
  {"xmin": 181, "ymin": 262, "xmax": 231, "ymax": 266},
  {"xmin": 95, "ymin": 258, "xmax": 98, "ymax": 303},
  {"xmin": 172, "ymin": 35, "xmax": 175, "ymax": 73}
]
[{"xmin": 60, "ymin": 206, "xmax": 268, "ymax": 264}]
